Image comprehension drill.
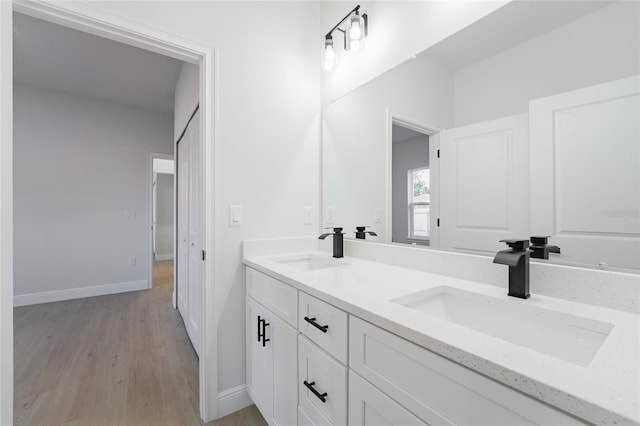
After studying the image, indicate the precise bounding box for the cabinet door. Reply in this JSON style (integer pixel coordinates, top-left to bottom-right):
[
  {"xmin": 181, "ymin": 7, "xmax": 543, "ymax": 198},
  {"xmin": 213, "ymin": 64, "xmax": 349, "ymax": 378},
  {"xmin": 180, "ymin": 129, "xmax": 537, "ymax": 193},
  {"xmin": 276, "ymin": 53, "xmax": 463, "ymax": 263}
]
[
  {"xmin": 246, "ymin": 296, "xmax": 274, "ymax": 422},
  {"xmin": 271, "ymin": 310, "xmax": 298, "ymax": 426},
  {"xmin": 349, "ymin": 371, "xmax": 431, "ymax": 426}
]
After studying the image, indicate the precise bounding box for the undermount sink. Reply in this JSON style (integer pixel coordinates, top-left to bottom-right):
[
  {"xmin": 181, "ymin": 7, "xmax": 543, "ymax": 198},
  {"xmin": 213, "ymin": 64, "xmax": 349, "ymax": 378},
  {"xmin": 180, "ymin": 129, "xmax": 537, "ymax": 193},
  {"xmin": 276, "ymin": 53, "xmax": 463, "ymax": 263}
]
[
  {"xmin": 391, "ymin": 286, "xmax": 614, "ymax": 366},
  {"xmin": 270, "ymin": 254, "xmax": 348, "ymax": 271}
]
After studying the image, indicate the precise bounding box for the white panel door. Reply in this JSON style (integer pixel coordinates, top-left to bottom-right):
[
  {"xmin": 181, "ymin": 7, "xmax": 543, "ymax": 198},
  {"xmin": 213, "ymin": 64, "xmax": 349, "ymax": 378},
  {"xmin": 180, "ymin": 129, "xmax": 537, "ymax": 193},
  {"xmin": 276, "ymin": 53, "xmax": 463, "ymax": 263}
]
[
  {"xmin": 177, "ymin": 133, "xmax": 189, "ymax": 319},
  {"xmin": 439, "ymin": 114, "xmax": 529, "ymax": 254},
  {"xmin": 530, "ymin": 76, "xmax": 640, "ymax": 269},
  {"xmin": 187, "ymin": 111, "xmax": 202, "ymax": 354}
]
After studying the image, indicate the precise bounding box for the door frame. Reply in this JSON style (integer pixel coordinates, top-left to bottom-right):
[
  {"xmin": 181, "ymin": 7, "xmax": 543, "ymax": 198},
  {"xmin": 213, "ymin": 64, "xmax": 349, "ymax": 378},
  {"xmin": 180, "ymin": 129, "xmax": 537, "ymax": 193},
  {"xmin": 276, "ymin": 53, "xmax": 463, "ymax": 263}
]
[
  {"xmin": 386, "ymin": 110, "xmax": 440, "ymax": 247},
  {"xmin": 1, "ymin": 2, "xmax": 219, "ymax": 422},
  {"xmin": 148, "ymin": 153, "xmax": 175, "ymax": 292}
]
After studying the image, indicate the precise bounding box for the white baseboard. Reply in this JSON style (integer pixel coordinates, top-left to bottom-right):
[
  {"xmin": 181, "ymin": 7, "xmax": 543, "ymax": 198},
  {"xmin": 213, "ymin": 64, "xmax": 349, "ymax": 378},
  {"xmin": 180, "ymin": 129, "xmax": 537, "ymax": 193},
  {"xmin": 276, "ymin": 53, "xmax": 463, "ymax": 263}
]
[
  {"xmin": 218, "ymin": 384, "xmax": 253, "ymax": 418},
  {"xmin": 154, "ymin": 254, "xmax": 174, "ymax": 261},
  {"xmin": 14, "ymin": 280, "xmax": 148, "ymax": 307}
]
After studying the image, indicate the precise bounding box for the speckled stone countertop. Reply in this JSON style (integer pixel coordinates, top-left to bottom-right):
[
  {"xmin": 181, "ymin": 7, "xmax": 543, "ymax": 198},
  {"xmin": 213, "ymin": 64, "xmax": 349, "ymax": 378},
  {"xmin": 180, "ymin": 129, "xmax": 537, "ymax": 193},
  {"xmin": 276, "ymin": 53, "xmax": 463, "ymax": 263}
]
[{"xmin": 243, "ymin": 251, "xmax": 640, "ymax": 426}]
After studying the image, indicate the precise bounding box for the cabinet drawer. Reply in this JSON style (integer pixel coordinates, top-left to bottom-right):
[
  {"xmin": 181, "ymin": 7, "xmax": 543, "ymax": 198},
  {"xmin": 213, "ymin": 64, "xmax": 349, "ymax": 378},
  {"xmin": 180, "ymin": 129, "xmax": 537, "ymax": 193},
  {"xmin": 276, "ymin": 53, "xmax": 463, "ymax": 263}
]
[
  {"xmin": 298, "ymin": 335, "xmax": 347, "ymax": 426},
  {"xmin": 349, "ymin": 370, "xmax": 432, "ymax": 426},
  {"xmin": 299, "ymin": 291, "xmax": 348, "ymax": 364},
  {"xmin": 349, "ymin": 316, "xmax": 587, "ymax": 426},
  {"xmin": 246, "ymin": 267, "xmax": 297, "ymax": 327}
]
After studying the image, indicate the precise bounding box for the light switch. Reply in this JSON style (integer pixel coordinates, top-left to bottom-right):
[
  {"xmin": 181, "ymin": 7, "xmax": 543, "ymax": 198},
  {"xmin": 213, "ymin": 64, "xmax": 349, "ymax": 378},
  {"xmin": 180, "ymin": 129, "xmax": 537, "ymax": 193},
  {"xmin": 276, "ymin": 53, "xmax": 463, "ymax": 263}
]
[
  {"xmin": 325, "ymin": 207, "xmax": 335, "ymax": 225},
  {"xmin": 374, "ymin": 208, "xmax": 382, "ymax": 224},
  {"xmin": 304, "ymin": 207, "xmax": 313, "ymax": 225},
  {"xmin": 230, "ymin": 205, "xmax": 243, "ymax": 227},
  {"xmin": 125, "ymin": 209, "xmax": 136, "ymax": 220}
]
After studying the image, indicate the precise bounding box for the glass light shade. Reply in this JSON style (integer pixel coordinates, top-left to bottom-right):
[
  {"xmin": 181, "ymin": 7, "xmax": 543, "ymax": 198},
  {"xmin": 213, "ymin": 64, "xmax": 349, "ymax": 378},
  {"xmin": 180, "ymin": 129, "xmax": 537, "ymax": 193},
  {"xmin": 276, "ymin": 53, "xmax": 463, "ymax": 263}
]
[
  {"xmin": 348, "ymin": 15, "xmax": 364, "ymax": 41},
  {"xmin": 323, "ymin": 44, "xmax": 336, "ymax": 70}
]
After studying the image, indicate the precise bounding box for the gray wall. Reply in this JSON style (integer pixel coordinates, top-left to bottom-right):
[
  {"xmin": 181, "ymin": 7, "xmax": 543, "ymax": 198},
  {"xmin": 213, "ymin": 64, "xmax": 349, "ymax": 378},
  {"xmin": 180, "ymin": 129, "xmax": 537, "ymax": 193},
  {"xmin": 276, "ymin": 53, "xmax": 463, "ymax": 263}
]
[
  {"xmin": 155, "ymin": 173, "xmax": 174, "ymax": 259},
  {"xmin": 392, "ymin": 134, "xmax": 430, "ymax": 245},
  {"xmin": 14, "ymin": 85, "xmax": 173, "ymax": 298}
]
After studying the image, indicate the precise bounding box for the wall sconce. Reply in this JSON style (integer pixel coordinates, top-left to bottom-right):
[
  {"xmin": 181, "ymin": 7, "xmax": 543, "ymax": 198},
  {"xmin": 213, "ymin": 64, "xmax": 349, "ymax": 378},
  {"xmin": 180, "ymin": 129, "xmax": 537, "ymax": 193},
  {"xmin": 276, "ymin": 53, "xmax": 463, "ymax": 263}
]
[{"xmin": 323, "ymin": 5, "xmax": 368, "ymax": 70}]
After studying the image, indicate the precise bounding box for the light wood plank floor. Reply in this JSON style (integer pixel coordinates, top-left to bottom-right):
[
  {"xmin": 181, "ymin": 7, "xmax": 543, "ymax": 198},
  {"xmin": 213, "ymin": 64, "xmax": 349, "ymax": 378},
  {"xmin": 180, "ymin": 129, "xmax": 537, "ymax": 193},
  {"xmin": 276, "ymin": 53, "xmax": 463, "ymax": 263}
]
[{"xmin": 14, "ymin": 260, "xmax": 267, "ymax": 426}]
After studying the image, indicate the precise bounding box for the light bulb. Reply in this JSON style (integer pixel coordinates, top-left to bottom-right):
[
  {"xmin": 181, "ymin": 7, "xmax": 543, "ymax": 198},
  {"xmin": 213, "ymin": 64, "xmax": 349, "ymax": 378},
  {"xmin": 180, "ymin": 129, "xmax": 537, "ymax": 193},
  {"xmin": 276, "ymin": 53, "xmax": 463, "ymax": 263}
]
[
  {"xmin": 323, "ymin": 44, "xmax": 336, "ymax": 70},
  {"xmin": 348, "ymin": 13, "xmax": 364, "ymax": 41},
  {"xmin": 350, "ymin": 39, "xmax": 362, "ymax": 52}
]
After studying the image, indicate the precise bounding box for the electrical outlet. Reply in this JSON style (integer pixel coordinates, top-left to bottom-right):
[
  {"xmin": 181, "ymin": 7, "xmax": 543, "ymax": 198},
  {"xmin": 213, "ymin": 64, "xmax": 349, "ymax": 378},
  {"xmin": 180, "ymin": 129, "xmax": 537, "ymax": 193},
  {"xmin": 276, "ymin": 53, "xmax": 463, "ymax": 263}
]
[
  {"xmin": 128, "ymin": 256, "xmax": 136, "ymax": 266},
  {"xmin": 125, "ymin": 209, "xmax": 136, "ymax": 220},
  {"xmin": 304, "ymin": 207, "xmax": 313, "ymax": 225},
  {"xmin": 325, "ymin": 207, "xmax": 335, "ymax": 225}
]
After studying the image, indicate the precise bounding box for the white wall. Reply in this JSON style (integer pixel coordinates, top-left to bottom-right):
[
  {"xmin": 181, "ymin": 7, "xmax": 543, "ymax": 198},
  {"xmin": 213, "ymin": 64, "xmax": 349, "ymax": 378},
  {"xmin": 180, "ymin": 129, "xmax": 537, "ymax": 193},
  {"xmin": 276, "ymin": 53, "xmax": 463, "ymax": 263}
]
[
  {"xmin": 323, "ymin": 53, "xmax": 452, "ymax": 241},
  {"xmin": 392, "ymin": 135, "xmax": 429, "ymax": 245},
  {"xmin": 321, "ymin": 0, "xmax": 506, "ymax": 105},
  {"xmin": 453, "ymin": 1, "xmax": 640, "ymax": 126},
  {"xmin": 174, "ymin": 62, "xmax": 199, "ymax": 141},
  {"xmin": 13, "ymin": 85, "xmax": 173, "ymax": 301},
  {"xmin": 155, "ymin": 172, "xmax": 174, "ymax": 259},
  {"xmin": 83, "ymin": 1, "xmax": 322, "ymax": 393}
]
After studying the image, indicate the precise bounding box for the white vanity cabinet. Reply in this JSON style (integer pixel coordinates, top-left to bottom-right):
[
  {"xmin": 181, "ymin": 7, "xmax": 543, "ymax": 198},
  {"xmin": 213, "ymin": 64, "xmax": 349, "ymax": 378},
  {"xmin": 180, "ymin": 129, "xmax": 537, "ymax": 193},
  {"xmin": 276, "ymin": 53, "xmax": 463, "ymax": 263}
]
[
  {"xmin": 349, "ymin": 316, "xmax": 588, "ymax": 426},
  {"xmin": 246, "ymin": 269, "xmax": 298, "ymax": 426}
]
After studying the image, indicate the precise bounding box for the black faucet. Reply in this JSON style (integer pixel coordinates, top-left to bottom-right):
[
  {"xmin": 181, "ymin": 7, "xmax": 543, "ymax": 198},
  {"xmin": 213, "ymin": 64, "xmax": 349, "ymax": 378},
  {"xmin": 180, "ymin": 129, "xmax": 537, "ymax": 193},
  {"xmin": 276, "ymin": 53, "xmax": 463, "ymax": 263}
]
[
  {"xmin": 493, "ymin": 239, "xmax": 531, "ymax": 299},
  {"xmin": 355, "ymin": 226, "xmax": 377, "ymax": 240},
  {"xmin": 319, "ymin": 227, "xmax": 344, "ymax": 258},
  {"xmin": 529, "ymin": 236, "xmax": 561, "ymax": 259}
]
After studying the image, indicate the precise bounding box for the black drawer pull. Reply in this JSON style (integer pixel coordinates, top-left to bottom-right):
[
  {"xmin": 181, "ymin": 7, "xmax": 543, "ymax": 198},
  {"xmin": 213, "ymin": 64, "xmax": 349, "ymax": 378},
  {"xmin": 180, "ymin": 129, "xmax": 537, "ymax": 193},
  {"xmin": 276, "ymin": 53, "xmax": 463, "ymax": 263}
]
[
  {"xmin": 303, "ymin": 380, "xmax": 327, "ymax": 403},
  {"xmin": 257, "ymin": 315, "xmax": 262, "ymax": 343},
  {"xmin": 304, "ymin": 316, "xmax": 328, "ymax": 333}
]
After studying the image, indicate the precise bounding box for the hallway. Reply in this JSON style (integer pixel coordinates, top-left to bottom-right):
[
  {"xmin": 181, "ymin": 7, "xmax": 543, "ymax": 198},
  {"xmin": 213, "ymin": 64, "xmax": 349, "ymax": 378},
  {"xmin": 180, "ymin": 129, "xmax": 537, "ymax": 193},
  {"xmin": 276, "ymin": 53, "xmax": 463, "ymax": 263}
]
[{"xmin": 13, "ymin": 261, "xmax": 264, "ymax": 425}]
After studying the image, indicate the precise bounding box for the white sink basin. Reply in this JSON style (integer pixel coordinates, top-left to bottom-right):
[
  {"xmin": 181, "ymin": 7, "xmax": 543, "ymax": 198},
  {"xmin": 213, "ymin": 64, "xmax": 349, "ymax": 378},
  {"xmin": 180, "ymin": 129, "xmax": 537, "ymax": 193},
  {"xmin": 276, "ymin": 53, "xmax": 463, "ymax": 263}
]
[
  {"xmin": 270, "ymin": 254, "xmax": 348, "ymax": 271},
  {"xmin": 391, "ymin": 286, "xmax": 614, "ymax": 366}
]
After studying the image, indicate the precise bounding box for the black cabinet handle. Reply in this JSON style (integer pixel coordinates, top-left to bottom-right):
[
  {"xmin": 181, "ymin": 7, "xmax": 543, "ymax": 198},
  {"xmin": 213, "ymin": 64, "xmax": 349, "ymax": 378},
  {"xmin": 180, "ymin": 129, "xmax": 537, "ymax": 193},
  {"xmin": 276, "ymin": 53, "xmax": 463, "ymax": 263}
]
[
  {"xmin": 262, "ymin": 320, "xmax": 270, "ymax": 347},
  {"xmin": 304, "ymin": 316, "xmax": 328, "ymax": 333},
  {"xmin": 257, "ymin": 315, "xmax": 270, "ymax": 347},
  {"xmin": 303, "ymin": 380, "xmax": 327, "ymax": 403}
]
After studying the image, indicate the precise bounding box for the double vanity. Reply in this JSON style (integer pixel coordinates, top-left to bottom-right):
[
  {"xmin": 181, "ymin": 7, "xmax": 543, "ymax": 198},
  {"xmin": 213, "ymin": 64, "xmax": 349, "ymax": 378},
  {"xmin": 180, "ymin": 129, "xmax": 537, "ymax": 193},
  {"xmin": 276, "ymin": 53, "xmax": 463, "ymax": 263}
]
[{"xmin": 243, "ymin": 239, "xmax": 640, "ymax": 426}]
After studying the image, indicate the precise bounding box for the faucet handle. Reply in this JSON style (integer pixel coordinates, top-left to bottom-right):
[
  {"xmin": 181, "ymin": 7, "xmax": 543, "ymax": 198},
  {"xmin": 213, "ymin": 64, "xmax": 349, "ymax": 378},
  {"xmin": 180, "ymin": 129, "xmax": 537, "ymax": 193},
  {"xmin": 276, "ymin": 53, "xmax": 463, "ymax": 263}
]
[
  {"xmin": 530, "ymin": 236, "xmax": 551, "ymax": 245},
  {"xmin": 499, "ymin": 239, "xmax": 529, "ymax": 251}
]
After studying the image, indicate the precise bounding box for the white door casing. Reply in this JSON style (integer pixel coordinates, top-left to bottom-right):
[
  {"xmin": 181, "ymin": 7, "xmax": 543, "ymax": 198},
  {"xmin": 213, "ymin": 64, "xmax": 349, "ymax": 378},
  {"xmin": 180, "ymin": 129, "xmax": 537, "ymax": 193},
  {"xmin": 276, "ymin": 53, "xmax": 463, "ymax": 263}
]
[
  {"xmin": 530, "ymin": 76, "xmax": 640, "ymax": 270},
  {"xmin": 439, "ymin": 114, "xmax": 529, "ymax": 254}
]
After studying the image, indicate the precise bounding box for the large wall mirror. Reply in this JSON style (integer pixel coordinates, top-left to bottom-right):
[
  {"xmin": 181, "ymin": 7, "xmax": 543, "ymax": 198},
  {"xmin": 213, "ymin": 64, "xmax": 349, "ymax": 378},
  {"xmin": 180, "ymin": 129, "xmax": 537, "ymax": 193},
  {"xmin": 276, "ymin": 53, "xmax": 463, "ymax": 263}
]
[{"xmin": 322, "ymin": 1, "xmax": 639, "ymax": 271}]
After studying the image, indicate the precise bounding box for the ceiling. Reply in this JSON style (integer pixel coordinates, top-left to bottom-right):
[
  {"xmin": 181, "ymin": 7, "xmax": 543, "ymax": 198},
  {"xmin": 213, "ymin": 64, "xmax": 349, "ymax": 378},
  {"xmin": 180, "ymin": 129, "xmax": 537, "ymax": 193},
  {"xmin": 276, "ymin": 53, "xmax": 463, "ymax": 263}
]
[
  {"xmin": 392, "ymin": 125, "xmax": 427, "ymax": 144},
  {"xmin": 13, "ymin": 13, "xmax": 184, "ymax": 113},
  {"xmin": 424, "ymin": 1, "xmax": 612, "ymax": 71}
]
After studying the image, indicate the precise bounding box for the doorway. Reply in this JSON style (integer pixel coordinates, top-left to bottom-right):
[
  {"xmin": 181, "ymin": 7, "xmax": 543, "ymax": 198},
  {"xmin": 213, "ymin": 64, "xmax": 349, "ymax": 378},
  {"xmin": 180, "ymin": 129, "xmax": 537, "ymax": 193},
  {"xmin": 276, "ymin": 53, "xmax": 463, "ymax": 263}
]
[
  {"xmin": 1, "ymin": 3, "xmax": 218, "ymax": 423},
  {"xmin": 389, "ymin": 117, "xmax": 439, "ymax": 247},
  {"xmin": 150, "ymin": 155, "xmax": 175, "ymax": 291}
]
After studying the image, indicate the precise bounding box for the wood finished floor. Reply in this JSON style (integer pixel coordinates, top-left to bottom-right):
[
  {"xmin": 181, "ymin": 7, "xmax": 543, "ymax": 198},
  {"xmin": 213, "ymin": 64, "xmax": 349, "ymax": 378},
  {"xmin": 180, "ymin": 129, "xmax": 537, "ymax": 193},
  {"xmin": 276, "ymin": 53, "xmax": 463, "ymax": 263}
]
[{"xmin": 14, "ymin": 260, "xmax": 267, "ymax": 426}]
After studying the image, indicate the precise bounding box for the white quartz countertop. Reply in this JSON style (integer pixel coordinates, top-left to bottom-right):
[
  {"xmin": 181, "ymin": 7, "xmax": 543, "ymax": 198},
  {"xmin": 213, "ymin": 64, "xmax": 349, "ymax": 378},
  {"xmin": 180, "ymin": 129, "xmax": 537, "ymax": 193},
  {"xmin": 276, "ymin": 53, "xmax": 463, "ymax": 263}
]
[{"xmin": 243, "ymin": 251, "xmax": 640, "ymax": 426}]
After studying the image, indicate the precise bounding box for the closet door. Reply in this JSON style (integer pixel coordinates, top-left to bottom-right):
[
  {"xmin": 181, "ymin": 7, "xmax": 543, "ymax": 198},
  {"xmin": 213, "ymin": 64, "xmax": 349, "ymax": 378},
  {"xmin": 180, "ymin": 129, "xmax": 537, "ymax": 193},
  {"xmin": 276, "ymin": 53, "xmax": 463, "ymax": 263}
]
[
  {"xmin": 177, "ymin": 132, "xmax": 190, "ymax": 319},
  {"xmin": 438, "ymin": 114, "xmax": 529, "ymax": 254},
  {"xmin": 187, "ymin": 111, "xmax": 202, "ymax": 354}
]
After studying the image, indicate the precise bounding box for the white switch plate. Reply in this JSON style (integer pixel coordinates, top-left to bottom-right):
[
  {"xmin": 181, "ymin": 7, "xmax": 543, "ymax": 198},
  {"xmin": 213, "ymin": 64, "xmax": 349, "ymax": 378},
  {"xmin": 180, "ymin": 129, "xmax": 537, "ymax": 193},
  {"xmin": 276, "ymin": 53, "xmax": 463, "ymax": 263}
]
[
  {"xmin": 229, "ymin": 205, "xmax": 243, "ymax": 227},
  {"xmin": 128, "ymin": 256, "xmax": 136, "ymax": 266},
  {"xmin": 304, "ymin": 207, "xmax": 313, "ymax": 225},
  {"xmin": 374, "ymin": 208, "xmax": 382, "ymax": 224},
  {"xmin": 125, "ymin": 209, "xmax": 136, "ymax": 220},
  {"xmin": 325, "ymin": 207, "xmax": 335, "ymax": 225}
]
